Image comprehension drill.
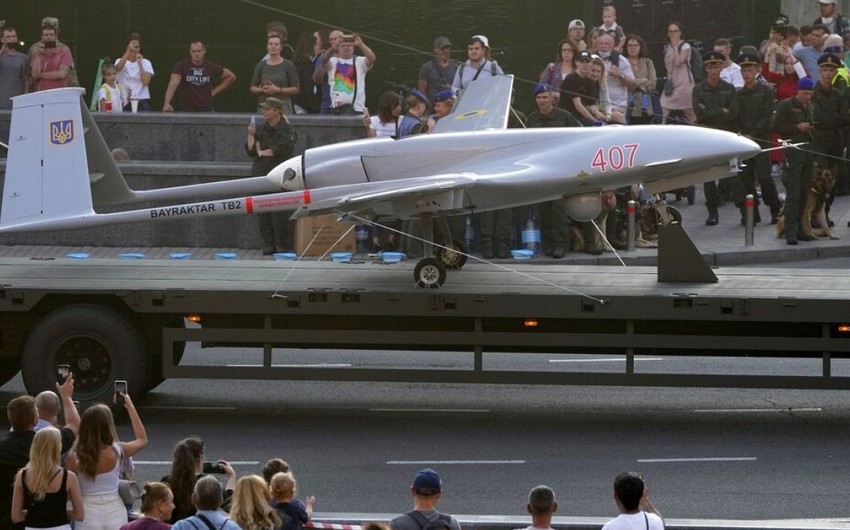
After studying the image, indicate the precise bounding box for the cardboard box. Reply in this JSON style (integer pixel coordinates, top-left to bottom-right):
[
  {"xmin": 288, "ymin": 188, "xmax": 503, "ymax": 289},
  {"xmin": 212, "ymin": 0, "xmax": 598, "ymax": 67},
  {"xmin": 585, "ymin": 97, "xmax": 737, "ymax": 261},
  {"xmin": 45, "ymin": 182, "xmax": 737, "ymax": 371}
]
[{"xmin": 294, "ymin": 214, "xmax": 356, "ymax": 256}]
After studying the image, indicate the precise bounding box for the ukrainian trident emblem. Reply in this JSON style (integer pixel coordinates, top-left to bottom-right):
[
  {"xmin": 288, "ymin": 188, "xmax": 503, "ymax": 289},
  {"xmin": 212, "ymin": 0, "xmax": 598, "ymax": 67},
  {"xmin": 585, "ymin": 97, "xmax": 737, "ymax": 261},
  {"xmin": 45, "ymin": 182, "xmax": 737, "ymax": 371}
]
[{"xmin": 49, "ymin": 120, "xmax": 74, "ymax": 145}]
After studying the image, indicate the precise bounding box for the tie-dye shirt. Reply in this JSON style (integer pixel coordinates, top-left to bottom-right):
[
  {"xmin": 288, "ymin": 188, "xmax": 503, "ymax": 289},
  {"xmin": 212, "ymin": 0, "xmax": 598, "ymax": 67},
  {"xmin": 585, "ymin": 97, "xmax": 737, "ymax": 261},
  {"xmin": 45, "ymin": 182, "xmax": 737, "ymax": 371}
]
[{"xmin": 326, "ymin": 55, "xmax": 371, "ymax": 112}]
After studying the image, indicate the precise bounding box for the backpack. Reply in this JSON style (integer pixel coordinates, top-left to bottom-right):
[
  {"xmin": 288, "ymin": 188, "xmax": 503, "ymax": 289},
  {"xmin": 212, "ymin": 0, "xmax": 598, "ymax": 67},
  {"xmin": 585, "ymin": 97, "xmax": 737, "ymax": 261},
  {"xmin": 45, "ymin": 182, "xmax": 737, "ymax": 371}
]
[
  {"xmin": 678, "ymin": 41, "xmax": 704, "ymax": 83},
  {"xmin": 405, "ymin": 510, "xmax": 453, "ymax": 530}
]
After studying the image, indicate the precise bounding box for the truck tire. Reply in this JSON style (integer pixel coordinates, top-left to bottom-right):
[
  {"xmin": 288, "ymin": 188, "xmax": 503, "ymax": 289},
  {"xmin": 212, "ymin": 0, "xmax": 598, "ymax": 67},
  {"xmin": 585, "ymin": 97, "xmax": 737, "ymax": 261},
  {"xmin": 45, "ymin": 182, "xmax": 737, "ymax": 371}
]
[{"xmin": 21, "ymin": 304, "xmax": 148, "ymax": 405}]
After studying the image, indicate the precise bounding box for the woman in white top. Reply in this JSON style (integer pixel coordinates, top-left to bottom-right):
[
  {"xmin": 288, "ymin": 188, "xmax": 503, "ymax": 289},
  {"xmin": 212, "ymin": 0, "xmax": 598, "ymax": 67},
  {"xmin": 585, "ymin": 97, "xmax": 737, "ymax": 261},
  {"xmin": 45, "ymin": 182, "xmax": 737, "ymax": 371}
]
[
  {"xmin": 66, "ymin": 396, "xmax": 147, "ymax": 530},
  {"xmin": 363, "ymin": 90, "xmax": 401, "ymax": 138},
  {"xmin": 115, "ymin": 34, "xmax": 154, "ymax": 111}
]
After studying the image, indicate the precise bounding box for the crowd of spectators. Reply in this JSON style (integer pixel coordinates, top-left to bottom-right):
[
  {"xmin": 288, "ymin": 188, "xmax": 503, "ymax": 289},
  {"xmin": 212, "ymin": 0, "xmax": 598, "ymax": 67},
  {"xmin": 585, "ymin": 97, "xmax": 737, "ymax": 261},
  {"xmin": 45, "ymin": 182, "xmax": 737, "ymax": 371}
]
[
  {"xmin": 2, "ymin": 4, "xmax": 850, "ymax": 253},
  {"xmin": 0, "ymin": 379, "xmax": 663, "ymax": 529}
]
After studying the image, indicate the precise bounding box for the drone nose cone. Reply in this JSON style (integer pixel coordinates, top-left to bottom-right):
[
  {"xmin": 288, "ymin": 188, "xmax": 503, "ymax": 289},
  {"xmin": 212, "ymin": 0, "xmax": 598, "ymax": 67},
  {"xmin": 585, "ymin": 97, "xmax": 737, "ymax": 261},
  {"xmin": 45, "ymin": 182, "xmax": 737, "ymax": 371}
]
[
  {"xmin": 267, "ymin": 155, "xmax": 305, "ymax": 191},
  {"xmin": 733, "ymin": 134, "xmax": 762, "ymax": 161}
]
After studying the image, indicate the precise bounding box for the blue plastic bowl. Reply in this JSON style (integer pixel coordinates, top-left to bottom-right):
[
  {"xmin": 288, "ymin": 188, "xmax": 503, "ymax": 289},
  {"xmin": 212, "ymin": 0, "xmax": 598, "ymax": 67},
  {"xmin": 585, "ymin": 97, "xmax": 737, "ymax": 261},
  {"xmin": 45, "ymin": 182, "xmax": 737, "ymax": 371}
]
[
  {"xmin": 120, "ymin": 253, "xmax": 145, "ymax": 259},
  {"xmin": 65, "ymin": 252, "xmax": 90, "ymax": 259},
  {"xmin": 331, "ymin": 252, "xmax": 353, "ymax": 262},
  {"xmin": 510, "ymin": 249, "xmax": 534, "ymax": 260},
  {"xmin": 169, "ymin": 252, "xmax": 193, "ymax": 260},
  {"xmin": 273, "ymin": 252, "xmax": 297, "ymax": 260},
  {"xmin": 380, "ymin": 251, "xmax": 407, "ymax": 263},
  {"xmin": 214, "ymin": 252, "xmax": 238, "ymax": 260}
]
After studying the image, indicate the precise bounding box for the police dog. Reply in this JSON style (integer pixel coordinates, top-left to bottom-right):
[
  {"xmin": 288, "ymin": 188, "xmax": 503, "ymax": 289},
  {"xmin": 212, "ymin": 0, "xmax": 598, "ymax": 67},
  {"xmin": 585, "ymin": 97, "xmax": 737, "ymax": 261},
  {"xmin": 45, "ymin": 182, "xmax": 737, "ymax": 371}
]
[{"xmin": 775, "ymin": 165, "xmax": 841, "ymax": 240}]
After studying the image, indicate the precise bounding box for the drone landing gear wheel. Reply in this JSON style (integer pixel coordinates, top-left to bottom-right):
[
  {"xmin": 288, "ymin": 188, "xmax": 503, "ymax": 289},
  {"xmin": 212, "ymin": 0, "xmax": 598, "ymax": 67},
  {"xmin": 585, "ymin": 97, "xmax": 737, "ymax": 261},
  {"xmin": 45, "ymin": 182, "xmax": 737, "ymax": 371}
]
[
  {"xmin": 414, "ymin": 258, "xmax": 447, "ymax": 288},
  {"xmin": 437, "ymin": 240, "xmax": 468, "ymax": 269}
]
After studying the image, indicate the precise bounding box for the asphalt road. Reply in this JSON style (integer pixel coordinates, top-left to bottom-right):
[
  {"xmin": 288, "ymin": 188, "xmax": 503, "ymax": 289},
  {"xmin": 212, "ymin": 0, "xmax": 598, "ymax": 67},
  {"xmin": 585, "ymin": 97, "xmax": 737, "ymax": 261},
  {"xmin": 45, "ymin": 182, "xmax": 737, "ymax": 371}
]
[{"xmin": 4, "ymin": 347, "xmax": 850, "ymax": 522}]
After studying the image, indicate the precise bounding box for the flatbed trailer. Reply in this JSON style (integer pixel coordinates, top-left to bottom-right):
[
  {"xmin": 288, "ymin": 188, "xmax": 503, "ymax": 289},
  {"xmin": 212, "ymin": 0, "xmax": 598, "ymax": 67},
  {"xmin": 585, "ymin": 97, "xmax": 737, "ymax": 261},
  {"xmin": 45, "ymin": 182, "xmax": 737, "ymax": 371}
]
[{"xmin": 2, "ymin": 256, "xmax": 850, "ymax": 404}]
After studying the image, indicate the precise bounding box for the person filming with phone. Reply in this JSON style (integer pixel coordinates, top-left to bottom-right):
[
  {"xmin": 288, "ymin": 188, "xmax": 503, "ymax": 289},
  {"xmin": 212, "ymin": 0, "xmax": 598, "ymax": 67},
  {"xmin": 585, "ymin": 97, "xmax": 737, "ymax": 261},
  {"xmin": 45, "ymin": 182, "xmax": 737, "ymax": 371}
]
[
  {"xmin": 65, "ymin": 384, "xmax": 147, "ymax": 530},
  {"xmin": 162, "ymin": 436, "xmax": 237, "ymax": 523},
  {"xmin": 30, "ymin": 20, "xmax": 73, "ymax": 92},
  {"xmin": 0, "ymin": 25, "xmax": 29, "ymax": 109}
]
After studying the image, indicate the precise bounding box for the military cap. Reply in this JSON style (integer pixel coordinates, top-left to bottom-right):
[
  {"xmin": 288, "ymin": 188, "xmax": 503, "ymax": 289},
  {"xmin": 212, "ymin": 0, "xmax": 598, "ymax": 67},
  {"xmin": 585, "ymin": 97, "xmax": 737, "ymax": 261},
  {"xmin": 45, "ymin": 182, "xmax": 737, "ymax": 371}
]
[
  {"xmin": 736, "ymin": 52, "xmax": 761, "ymax": 68},
  {"xmin": 703, "ymin": 51, "xmax": 726, "ymax": 66},
  {"xmin": 818, "ymin": 53, "xmax": 842, "ymax": 68}
]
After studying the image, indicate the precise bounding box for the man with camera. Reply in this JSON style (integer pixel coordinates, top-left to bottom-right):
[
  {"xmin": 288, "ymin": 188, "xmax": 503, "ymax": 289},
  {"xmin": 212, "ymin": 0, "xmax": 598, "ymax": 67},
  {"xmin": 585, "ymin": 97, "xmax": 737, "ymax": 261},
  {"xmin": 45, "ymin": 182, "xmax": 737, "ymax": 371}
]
[
  {"xmin": 0, "ymin": 26, "xmax": 28, "ymax": 108},
  {"xmin": 29, "ymin": 20, "xmax": 73, "ymax": 92}
]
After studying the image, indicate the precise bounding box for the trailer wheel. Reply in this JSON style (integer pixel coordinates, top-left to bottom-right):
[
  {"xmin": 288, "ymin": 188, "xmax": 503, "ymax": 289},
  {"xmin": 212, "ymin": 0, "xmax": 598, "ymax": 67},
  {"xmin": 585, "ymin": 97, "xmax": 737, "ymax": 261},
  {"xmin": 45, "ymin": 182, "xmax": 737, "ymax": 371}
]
[{"xmin": 21, "ymin": 305, "xmax": 148, "ymax": 405}]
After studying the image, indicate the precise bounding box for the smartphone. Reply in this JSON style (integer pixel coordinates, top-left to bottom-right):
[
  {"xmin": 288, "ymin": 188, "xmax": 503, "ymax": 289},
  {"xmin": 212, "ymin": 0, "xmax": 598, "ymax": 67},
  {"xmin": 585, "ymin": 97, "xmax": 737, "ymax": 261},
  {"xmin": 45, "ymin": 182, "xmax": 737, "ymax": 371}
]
[
  {"xmin": 44, "ymin": 41, "xmax": 56, "ymax": 49},
  {"xmin": 341, "ymin": 34, "xmax": 355, "ymax": 43},
  {"xmin": 57, "ymin": 364, "xmax": 70, "ymax": 384},
  {"xmin": 114, "ymin": 380, "xmax": 128, "ymax": 404},
  {"xmin": 250, "ymin": 115, "xmax": 256, "ymax": 127},
  {"xmin": 202, "ymin": 461, "xmax": 225, "ymax": 474}
]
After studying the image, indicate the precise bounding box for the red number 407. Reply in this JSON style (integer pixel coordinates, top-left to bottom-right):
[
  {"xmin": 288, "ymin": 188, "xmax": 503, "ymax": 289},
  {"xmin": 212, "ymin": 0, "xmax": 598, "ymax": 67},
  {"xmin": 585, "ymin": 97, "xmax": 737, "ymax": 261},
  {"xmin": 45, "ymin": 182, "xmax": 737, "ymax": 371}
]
[{"xmin": 591, "ymin": 143, "xmax": 639, "ymax": 173}]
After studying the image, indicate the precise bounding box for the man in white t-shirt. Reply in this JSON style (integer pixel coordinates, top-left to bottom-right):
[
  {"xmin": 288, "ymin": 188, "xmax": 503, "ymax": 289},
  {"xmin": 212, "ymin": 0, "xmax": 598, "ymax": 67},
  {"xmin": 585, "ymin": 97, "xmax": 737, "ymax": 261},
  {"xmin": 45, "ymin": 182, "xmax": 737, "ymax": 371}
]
[
  {"xmin": 601, "ymin": 473, "xmax": 664, "ymax": 530},
  {"xmin": 514, "ymin": 485, "xmax": 558, "ymax": 530},
  {"xmin": 320, "ymin": 33, "xmax": 375, "ymax": 114}
]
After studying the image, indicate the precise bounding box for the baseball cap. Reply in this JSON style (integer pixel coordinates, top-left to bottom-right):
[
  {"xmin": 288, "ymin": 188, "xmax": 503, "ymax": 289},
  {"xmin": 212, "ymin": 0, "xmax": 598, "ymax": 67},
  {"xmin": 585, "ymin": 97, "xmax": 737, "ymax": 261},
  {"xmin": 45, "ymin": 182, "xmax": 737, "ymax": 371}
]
[
  {"xmin": 412, "ymin": 468, "xmax": 442, "ymax": 496},
  {"xmin": 568, "ymin": 19, "xmax": 585, "ymax": 32},
  {"xmin": 797, "ymin": 77, "xmax": 815, "ymax": 90},
  {"xmin": 471, "ymin": 34, "xmax": 489, "ymax": 48},
  {"xmin": 433, "ymin": 36, "xmax": 452, "ymax": 48},
  {"xmin": 577, "ymin": 50, "xmax": 593, "ymax": 62},
  {"xmin": 818, "ymin": 53, "xmax": 842, "ymax": 68},
  {"xmin": 262, "ymin": 97, "xmax": 283, "ymax": 110},
  {"xmin": 819, "ymin": 0, "xmax": 837, "ymax": 4}
]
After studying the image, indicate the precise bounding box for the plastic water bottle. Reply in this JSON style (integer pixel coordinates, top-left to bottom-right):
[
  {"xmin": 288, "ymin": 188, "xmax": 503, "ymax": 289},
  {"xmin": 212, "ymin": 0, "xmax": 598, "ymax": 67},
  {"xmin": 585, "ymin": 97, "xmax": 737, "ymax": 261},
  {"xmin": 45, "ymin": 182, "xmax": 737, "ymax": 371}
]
[
  {"xmin": 463, "ymin": 216, "xmax": 475, "ymax": 252},
  {"xmin": 522, "ymin": 214, "xmax": 541, "ymax": 253},
  {"xmin": 355, "ymin": 225, "xmax": 370, "ymax": 254}
]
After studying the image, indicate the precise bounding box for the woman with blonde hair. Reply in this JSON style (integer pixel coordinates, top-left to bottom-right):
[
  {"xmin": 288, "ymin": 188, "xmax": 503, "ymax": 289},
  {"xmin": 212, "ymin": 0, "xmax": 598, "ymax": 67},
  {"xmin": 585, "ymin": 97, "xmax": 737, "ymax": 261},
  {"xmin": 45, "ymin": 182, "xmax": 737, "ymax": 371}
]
[
  {"xmin": 66, "ymin": 397, "xmax": 148, "ymax": 530},
  {"xmin": 12, "ymin": 427, "xmax": 84, "ymax": 528},
  {"xmin": 119, "ymin": 482, "xmax": 174, "ymax": 529},
  {"xmin": 230, "ymin": 475, "xmax": 281, "ymax": 530}
]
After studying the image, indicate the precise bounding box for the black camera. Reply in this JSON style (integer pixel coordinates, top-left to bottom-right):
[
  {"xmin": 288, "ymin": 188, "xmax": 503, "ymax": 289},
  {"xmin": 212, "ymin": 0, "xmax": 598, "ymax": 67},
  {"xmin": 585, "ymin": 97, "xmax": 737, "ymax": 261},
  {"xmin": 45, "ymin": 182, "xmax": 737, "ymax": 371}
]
[
  {"xmin": 44, "ymin": 41, "xmax": 56, "ymax": 49},
  {"xmin": 202, "ymin": 462, "xmax": 226, "ymax": 474}
]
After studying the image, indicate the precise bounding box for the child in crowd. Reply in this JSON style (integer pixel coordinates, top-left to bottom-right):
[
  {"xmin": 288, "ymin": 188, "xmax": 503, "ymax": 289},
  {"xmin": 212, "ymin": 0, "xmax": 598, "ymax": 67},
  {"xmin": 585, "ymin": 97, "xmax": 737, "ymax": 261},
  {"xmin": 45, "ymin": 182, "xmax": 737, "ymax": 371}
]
[
  {"xmin": 598, "ymin": 6, "xmax": 626, "ymax": 51},
  {"xmin": 269, "ymin": 471, "xmax": 315, "ymax": 530},
  {"xmin": 98, "ymin": 62, "xmax": 126, "ymax": 113}
]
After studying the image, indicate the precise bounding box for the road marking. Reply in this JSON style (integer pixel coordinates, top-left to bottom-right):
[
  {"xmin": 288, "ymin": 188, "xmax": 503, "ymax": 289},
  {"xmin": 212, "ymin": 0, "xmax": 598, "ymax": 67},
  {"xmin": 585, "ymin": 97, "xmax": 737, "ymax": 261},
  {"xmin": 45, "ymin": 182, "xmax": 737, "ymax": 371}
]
[
  {"xmin": 369, "ymin": 408, "xmax": 490, "ymax": 413},
  {"xmin": 134, "ymin": 461, "xmax": 260, "ymax": 465},
  {"xmin": 226, "ymin": 363, "xmax": 353, "ymax": 368},
  {"xmin": 637, "ymin": 457, "xmax": 756, "ymax": 463},
  {"xmin": 137, "ymin": 406, "xmax": 237, "ymax": 411},
  {"xmin": 548, "ymin": 357, "xmax": 663, "ymax": 363},
  {"xmin": 387, "ymin": 460, "xmax": 525, "ymax": 465},
  {"xmin": 693, "ymin": 408, "xmax": 822, "ymax": 413}
]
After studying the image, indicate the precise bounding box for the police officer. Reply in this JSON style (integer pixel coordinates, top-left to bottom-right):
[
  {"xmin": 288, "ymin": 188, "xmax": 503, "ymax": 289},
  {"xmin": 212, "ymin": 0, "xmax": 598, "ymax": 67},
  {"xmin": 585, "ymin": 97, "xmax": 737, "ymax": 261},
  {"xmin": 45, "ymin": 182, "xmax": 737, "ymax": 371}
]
[
  {"xmin": 693, "ymin": 50, "xmax": 739, "ymax": 225},
  {"xmin": 526, "ymin": 83, "xmax": 582, "ymax": 258},
  {"xmin": 772, "ymin": 78, "xmax": 815, "ymax": 245},
  {"xmin": 811, "ymin": 52, "xmax": 848, "ymax": 218},
  {"xmin": 734, "ymin": 52, "xmax": 782, "ymax": 224}
]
